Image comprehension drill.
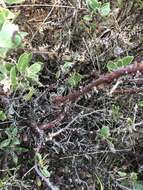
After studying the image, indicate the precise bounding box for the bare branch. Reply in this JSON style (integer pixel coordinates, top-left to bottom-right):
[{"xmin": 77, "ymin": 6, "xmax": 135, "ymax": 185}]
[
  {"xmin": 112, "ymin": 87, "xmax": 143, "ymax": 95},
  {"xmin": 52, "ymin": 61, "xmax": 143, "ymax": 105}
]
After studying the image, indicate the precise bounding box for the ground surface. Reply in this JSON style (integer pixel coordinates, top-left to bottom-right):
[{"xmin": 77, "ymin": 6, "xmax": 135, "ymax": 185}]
[{"xmin": 1, "ymin": 0, "xmax": 143, "ymax": 190}]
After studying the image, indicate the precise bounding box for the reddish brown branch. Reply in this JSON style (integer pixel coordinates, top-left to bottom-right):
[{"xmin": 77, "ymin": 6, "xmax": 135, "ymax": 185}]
[
  {"xmin": 127, "ymin": 79, "xmax": 143, "ymax": 85},
  {"xmin": 52, "ymin": 61, "xmax": 143, "ymax": 105},
  {"xmin": 112, "ymin": 87, "xmax": 143, "ymax": 95},
  {"xmin": 39, "ymin": 111, "xmax": 66, "ymax": 130}
]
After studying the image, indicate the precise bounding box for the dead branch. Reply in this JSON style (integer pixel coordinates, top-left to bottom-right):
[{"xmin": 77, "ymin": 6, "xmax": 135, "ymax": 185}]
[
  {"xmin": 112, "ymin": 87, "xmax": 143, "ymax": 95},
  {"xmin": 52, "ymin": 61, "xmax": 143, "ymax": 105}
]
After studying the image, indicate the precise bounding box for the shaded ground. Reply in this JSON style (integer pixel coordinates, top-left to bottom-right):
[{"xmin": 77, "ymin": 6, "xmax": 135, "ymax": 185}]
[{"xmin": 0, "ymin": 0, "xmax": 143, "ymax": 189}]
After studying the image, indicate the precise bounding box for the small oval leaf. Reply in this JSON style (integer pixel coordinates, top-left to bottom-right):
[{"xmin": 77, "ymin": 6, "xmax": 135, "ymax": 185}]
[
  {"xmin": 28, "ymin": 63, "xmax": 42, "ymax": 74},
  {"xmin": 0, "ymin": 110, "xmax": 7, "ymax": 121},
  {"xmin": 17, "ymin": 52, "xmax": 32, "ymax": 73},
  {"xmin": 100, "ymin": 126, "xmax": 110, "ymax": 138},
  {"xmin": 99, "ymin": 3, "xmax": 110, "ymax": 17},
  {"xmin": 0, "ymin": 138, "xmax": 11, "ymax": 149},
  {"xmin": 107, "ymin": 56, "xmax": 134, "ymax": 72}
]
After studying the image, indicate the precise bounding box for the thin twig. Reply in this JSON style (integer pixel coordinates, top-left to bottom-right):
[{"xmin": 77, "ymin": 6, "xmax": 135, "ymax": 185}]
[
  {"xmin": 132, "ymin": 104, "xmax": 138, "ymax": 130},
  {"xmin": 59, "ymin": 149, "xmax": 131, "ymax": 159},
  {"xmin": 108, "ymin": 79, "xmax": 122, "ymax": 96},
  {"xmin": 7, "ymin": 4, "xmax": 87, "ymax": 10},
  {"xmin": 47, "ymin": 112, "xmax": 82, "ymax": 140},
  {"xmin": 134, "ymin": 121, "xmax": 143, "ymax": 127},
  {"xmin": 35, "ymin": 126, "xmax": 44, "ymax": 152}
]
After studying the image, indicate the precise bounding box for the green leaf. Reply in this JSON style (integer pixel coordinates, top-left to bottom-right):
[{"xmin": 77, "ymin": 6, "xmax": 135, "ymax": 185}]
[
  {"xmin": 10, "ymin": 66, "xmax": 17, "ymax": 90},
  {"xmin": 0, "ymin": 111, "xmax": 7, "ymax": 121},
  {"xmin": 12, "ymin": 33, "xmax": 22, "ymax": 47},
  {"xmin": 138, "ymin": 100, "xmax": 143, "ymax": 107},
  {"xmin": 0, "ymin": 8, "xmax": 15, "ymax": 29},
  {"xmin": 0, "ymin": 138, "xmax": 11, "ymax": 149},
  {"xmin": 17, "ymin": 52, "xmax": 32, "ymax": 73},
  {"xmin": 112, "ymin": 105, "xmax": 123, "ymax": 121},
  {"xmin": 68, "ymin": 72, "xmax": 84, "ymax": 87},
  {"xmin": 5, "ymin": 63, "xmax": 13, "ymax": 72},
  {"xmin": 19, "ymin": 32, "xmax": 28, "ymax": 38},
  {"xmin": 117, "ymin": 171, "xmax": 127, "ymax": 177},
  {"xmin": 99, "ymin": 3, "xmax": 110, "ymax": 17},
  {"xmin": 5, "ymin": 126, "xmax": 18, "ymax": 138},
  {"xmin": 122, "ymin": 56, "xmax": 134, "ymax": 65},
  {"xmin": 100, "ymin": 126, "xmax": 110, "ymax": 138},
  {"xmin": 107, "ymin": 56, "xmax": 134, "ymax": 72},
  {"xmin": 0, "ymin": 7, "xmax": 25, "ymax": 58},
  {"xmin": 11, "ymin": 137, "xmax": 20, "ymax": 146},
  {"xmin": 15, "ymin": 147, "xmax": 29, "ymax": 153},
  {"xmin": 133, "ymin": 181, "xmax": 143, "ymax": 190},
  {"xmin": 11, "ymin": 126, "xmax": 18, "ymax": 136},
  {"xmin": 127, "ymin": 117, "xmax": 133, "ymax": 128},
  {"xmin": 61, "ymin": 61, "xmax": 74, "ymax": 73},
  {"xmin": 10, "ymin": 151, "xmax": 18, "ymax": 164},
  {"xmin": 5, "ymin": 127, "xmax": 12, "ymax": 137},
  {"xmin": 86, "ymin": 0, "xmax": 101, "ymax": 12},
  {"xmin": 83, "ymin": 15, "xmax": 92, "ymax": 21},
  {"xmin": 28, "ymin": 63, "xmax": 42, "ymax": 74},
  {"xmin": 130, "ymin": 172, "xmax": 138, "ymax": 181},
  {"xmin": 0, "ymin": 63, "xmax": 8, "ymax": 75},
  {"xmin": 41, "ymin": 167, "xmax": 51, "ymax": 178},
  {"xmin": 0, "ymin": 73, "xmax": 5, "ymax": 81},
  {"xmin": 117, "ymin": 0, "xmax": 123, "ymax": 7},
  {"xmin": 4, "ymin": 0, "xmax": 25, "ymax": 4},
  {"xmin": 23, "ymin": 87, "xmax": 35, "ymax": 101},
  {"xmin": 0, "ymin": 48, "xmax": 9, "ymax": 58},
  {"xmin": 36, "ymin": 153, "xmax": 42, "ymax": 162},
  {"xmin": 0, "ymin": 23, "xmax": 19, "ymax": 48},
  {"xmin": 26, "ymin": 62, "xmax": 42, "ymax": 81}
]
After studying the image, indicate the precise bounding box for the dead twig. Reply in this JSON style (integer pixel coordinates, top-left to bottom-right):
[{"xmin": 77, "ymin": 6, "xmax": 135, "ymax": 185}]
[
  {"xmin": 108, "ymin": 79, "xmax": 122, "ymax": 96},
  {"xmin": 7, "ymin": 4, "xmax": 87, "ymax": 10},
  {"xmin": 47, "ymin": 112, "xmax": 82, "ymax": 140},
  {"xmin": 59, "ymin": 148, "xmax": 131, "ymax": 160}
]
